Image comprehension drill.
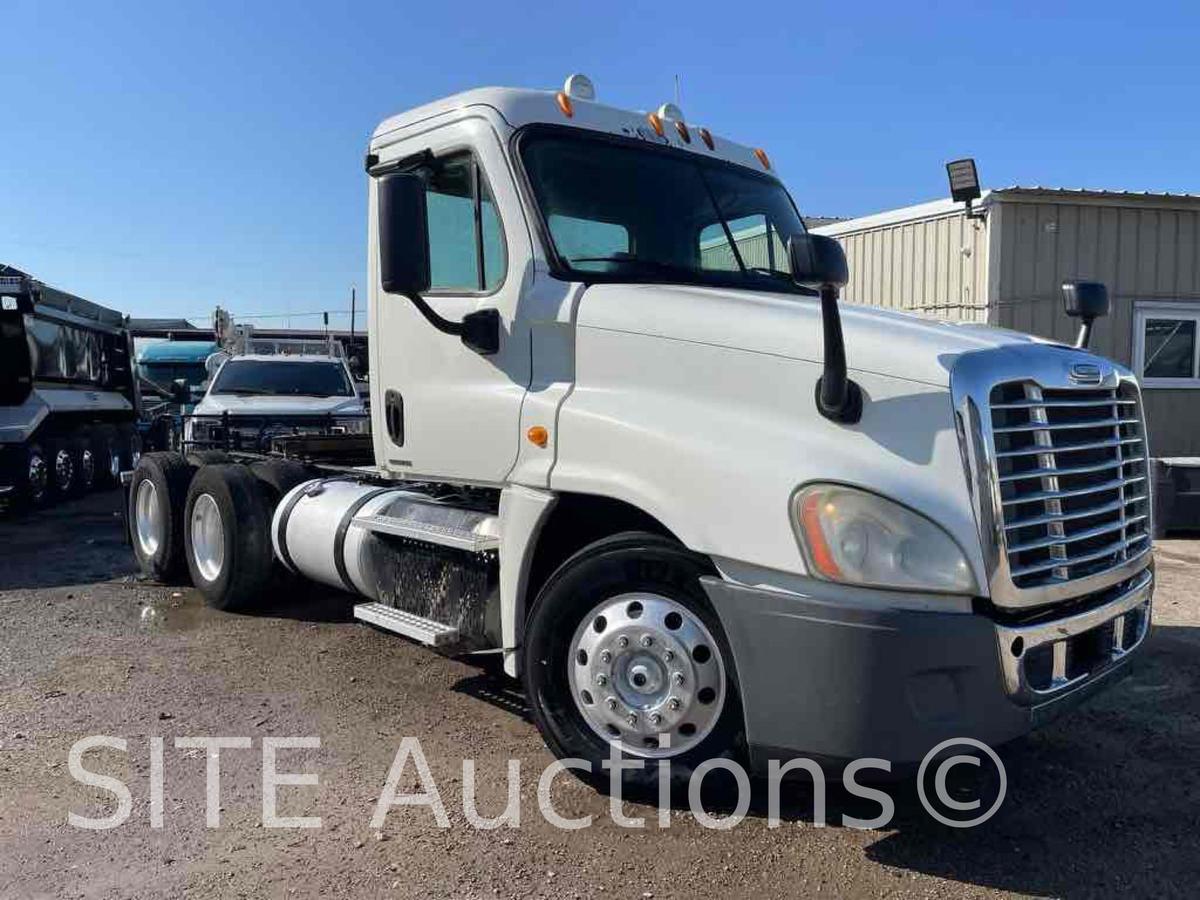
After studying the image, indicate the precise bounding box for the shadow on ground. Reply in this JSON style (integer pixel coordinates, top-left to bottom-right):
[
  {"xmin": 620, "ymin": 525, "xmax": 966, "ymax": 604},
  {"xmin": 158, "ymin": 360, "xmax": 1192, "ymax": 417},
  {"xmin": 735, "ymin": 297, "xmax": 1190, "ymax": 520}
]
[{"xmin": 0, "ymin": 489, "xmax": 134, "ymax": 590}]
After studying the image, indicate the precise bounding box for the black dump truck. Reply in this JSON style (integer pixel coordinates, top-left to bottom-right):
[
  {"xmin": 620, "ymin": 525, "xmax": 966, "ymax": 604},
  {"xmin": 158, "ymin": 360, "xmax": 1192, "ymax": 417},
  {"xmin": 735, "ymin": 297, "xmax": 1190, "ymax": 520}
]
[{"xmin": 1, "ymin": 267, "xmax": 140, "ymax": 509}]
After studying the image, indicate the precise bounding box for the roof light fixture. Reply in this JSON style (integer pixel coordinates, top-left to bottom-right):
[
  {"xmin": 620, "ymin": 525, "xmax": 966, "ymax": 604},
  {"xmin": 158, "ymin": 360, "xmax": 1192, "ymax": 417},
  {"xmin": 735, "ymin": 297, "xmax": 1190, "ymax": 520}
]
[{"xmin": 946, "ymin": 157, "xmax": 987, "ymax": 221}]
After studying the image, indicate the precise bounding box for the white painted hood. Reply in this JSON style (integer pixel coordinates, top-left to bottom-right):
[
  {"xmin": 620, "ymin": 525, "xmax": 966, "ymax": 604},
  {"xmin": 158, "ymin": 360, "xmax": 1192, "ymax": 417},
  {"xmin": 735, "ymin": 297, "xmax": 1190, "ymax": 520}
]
[
  {"xmin": 577, "ymin": 284, "xmax": 1054, "ymax": 387},
  {"xmin": 193, "ymin": 394, "xmax": 365, "ymax": 417}
]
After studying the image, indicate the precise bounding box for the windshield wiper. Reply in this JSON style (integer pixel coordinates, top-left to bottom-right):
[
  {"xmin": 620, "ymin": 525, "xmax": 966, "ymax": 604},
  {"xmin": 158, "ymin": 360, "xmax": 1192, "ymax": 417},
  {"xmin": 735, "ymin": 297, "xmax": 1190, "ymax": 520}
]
[{"xmin": 217, "ymin": 388, "xmax": 274, "ymax": 396}]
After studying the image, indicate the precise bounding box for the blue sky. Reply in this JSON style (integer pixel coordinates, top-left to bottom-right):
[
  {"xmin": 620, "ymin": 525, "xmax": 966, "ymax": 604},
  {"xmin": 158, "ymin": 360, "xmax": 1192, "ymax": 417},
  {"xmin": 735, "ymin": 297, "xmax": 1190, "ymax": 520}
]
[{"xmin": 3, "ymin": 0, "xmax": 1197, "ymax": 327}]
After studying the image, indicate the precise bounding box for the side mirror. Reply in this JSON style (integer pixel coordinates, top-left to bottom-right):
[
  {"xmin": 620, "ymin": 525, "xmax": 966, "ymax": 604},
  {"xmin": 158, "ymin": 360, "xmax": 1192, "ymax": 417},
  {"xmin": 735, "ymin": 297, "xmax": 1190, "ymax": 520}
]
[
  {"xmin": 788, "ymin": 235, "xmax": 861, "ymax": 425},
  {"xmin": 1062, "ymin": 280, "xmax": 1109, "ymax": 349},
  {"xmin": 788, "ymin": 233, "xmax": 849, "ymax": 289},
  {"xmin": 378, "ymin": 172, "xmax": 431, "ymax": 295}
]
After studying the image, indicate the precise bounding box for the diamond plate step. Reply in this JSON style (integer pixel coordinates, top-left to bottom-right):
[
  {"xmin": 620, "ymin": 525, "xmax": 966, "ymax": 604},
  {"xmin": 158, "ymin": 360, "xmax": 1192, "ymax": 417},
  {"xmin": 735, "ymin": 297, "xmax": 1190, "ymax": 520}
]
[
  {"xmin": 352, "ymin": 513, "xmax": 499, "ymax": 553},
  {"xmin": 353, "ymin": 603, "xmax": 460, "ymax": 647}
]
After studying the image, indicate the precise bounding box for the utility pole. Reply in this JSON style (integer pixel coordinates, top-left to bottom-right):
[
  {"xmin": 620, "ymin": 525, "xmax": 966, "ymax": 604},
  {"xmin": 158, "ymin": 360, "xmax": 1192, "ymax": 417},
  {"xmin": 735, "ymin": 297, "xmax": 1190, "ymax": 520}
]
[{"xmin": 350, "ymin": 285, "xmax": 356, "ymax": 341}]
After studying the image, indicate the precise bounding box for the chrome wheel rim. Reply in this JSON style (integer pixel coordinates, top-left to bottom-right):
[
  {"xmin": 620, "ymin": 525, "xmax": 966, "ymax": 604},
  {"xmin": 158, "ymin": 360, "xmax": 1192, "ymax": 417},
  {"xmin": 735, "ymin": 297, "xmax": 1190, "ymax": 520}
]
[
  {"xmin": 80, "ymin": 449, "xmax": 95, "ymax": 488},
  {"xmin": 134, "ymin": 479, "xmax": 163, "ymax": 559},
  {"xmin": 54, "ymin": 449, "xmax": 74, "ymax": 492},
  {"xmin": 190, "ymin": 493, "xmax": 225, "ymax": 583},
  {"xmin": 568, "ymin": 593, "xmax": 726, "ymax": 758},
  {"xmin": 27, "ymin": 453, "xmax": 48, "ymax": 502}
]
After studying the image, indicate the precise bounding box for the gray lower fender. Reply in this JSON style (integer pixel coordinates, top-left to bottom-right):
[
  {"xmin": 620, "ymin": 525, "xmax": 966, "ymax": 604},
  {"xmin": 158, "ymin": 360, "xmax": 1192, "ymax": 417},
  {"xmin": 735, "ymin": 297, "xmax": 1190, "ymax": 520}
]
[{"xmin": 700, "ymin": 576, "xmax": 1034, "ymax": 771}]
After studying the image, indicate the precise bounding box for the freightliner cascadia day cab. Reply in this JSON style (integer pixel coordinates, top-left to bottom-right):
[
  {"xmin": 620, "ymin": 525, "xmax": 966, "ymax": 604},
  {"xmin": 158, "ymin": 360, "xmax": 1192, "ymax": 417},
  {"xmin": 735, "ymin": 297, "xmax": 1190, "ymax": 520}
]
[
  {"xmin": 2, "ymin": 268, "xmax": 141, "ymax": 509},
  {"xmin": 126, "ymin": 76, "xmax": 1155, "ymax": 780}
]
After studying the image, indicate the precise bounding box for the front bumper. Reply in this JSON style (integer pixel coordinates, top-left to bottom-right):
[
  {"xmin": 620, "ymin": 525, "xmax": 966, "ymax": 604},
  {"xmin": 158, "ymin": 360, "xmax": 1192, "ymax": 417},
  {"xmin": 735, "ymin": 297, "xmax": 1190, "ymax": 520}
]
[{"xmin": 700, "ymin": 566, "xmax": 1153, "ymax": 772}]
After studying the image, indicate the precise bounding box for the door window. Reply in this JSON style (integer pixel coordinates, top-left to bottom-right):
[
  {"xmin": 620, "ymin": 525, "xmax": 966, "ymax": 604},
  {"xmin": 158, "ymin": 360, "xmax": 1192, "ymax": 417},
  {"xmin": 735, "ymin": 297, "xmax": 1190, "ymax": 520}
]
[{"xmin": 419, "ymin": 154, "xmax": 507, "ymax": 293}]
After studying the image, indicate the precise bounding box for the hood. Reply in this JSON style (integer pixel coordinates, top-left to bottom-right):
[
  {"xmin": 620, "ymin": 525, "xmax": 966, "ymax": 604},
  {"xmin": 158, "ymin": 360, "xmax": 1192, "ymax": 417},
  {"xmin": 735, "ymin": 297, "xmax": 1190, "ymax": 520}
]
[
  {"xmin": 577, "ymin": 284, "xmax": 1056, "ymax": 387},
  {"xmin": 193, "ymin": 394, "xmax": 365, "ymax": 417}
]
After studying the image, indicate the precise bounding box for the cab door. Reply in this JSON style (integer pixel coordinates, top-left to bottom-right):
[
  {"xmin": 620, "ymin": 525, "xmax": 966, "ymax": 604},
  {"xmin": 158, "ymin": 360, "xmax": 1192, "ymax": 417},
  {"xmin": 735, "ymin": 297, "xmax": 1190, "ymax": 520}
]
[{"xmin": 370, "ymin": 116, "xmax": 533, "ymax": 485}]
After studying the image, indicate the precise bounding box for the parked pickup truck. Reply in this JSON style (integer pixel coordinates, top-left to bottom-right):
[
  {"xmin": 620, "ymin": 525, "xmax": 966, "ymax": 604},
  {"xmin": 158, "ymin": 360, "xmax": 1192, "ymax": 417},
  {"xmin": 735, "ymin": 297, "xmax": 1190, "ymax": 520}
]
[
  {"xmin": 184, "ymin": 353, "xmax": 368, "ymax": 454},
  {"xmin": 126, "ymin": 76, "xmax": 1154, "ymax": 782}
]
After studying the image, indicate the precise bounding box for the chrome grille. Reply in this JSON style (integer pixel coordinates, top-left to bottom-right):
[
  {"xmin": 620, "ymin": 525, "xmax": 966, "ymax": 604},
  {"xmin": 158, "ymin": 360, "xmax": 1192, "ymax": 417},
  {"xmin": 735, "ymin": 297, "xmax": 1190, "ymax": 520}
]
[{"xmin": 989, "ymin": 381, "xmax": 1150, "ymax": 590}]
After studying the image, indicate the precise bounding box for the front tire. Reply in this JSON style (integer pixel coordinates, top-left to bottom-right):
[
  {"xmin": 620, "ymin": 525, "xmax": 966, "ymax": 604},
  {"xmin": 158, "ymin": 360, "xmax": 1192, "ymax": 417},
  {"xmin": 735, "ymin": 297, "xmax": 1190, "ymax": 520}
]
[
  {"xmin": 183, "ymin": 464, "xmax": 274, "ymax": 611},
  {"xmin": 522, "ymin": 532, "xmax": 745, "ymax": 789}
]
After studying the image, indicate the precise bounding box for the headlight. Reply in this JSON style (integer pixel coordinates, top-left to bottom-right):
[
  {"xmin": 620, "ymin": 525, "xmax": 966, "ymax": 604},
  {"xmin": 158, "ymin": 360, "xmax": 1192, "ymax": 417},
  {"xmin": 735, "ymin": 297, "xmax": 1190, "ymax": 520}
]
[
  {"xmin": 791, "ymin": 484, "xmax": 977, "ymax": 594},
  {"xmin": 333, "ymin": 417, "xmax": 370, "ymax": 435}
]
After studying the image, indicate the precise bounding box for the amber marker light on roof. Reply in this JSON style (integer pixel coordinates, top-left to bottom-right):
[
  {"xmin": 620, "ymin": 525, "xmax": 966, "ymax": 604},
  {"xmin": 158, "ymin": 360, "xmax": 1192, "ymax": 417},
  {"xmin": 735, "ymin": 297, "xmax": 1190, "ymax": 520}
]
[
  {"xmin": 555, "ymin": 91, "xmax": 574, "ymax": 118},
  {"xmin": 698, "ymin": 127, "xmax": 714, "ymax": 150},
  {"xmin": 646, "ymin": 112, "xmax": 664, "ymax": 137},
  {"xmin": 754, "ymin": 148, "xmax": 771, "ymax": 170},
  {"xmin": 675, "ymin": 121, "xmax": 690, "ymax": 143}
]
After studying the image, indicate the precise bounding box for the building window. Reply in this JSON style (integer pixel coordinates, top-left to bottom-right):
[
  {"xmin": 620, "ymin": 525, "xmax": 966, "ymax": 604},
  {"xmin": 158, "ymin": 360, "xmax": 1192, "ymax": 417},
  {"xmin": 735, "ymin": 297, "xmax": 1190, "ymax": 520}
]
[{"xmin": 1134, "ymin": 302, "xmax": 1200, "ymax": 388}]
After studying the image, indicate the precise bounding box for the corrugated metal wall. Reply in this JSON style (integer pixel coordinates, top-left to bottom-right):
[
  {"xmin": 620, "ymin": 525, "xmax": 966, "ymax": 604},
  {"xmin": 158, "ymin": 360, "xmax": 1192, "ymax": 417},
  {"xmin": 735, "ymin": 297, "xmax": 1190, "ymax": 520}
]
[
  {"xmin": 991, "ymin": 197, "xmax": 1200, "ymax": 456},
  {"xmin": 828, "ymin": 210, "xmax": 990, "ymax": 322}
]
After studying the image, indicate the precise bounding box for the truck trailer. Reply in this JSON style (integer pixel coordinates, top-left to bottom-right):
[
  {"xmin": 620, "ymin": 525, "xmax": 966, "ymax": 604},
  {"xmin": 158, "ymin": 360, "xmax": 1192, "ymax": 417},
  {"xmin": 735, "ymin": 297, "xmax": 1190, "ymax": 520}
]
[
  {"xmin": 2, "ymin": 268, "xmax": 141, "ymax": 509},
  {"xmin": 125, "ymin": 77, "xmax": 1155, "ymax": 780}
]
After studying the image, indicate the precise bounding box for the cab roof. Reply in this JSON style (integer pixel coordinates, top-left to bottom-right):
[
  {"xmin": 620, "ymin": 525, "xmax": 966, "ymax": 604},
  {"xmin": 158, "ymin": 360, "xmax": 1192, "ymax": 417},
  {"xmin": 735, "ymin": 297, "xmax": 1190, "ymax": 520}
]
[
  {"xmin": 371, "ymin": 85, "xmax": 774, "ymax": 178},
  {"xmin": 137, "ymin": 340, "xmax": 220, "ymax": 364}
]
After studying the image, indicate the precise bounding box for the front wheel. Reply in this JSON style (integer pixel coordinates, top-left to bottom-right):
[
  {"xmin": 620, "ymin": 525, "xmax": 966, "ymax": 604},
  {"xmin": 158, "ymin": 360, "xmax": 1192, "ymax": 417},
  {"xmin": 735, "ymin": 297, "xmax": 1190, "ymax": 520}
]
[{"xmin": 522, "ymin": 532, "xmax": 744, "ymax": 788}]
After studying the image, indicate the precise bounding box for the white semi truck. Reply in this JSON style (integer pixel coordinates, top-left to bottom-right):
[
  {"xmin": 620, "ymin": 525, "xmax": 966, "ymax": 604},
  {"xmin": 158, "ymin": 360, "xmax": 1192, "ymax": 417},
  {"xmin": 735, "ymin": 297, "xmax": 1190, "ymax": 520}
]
[{"xmin": 126, "ymin": 77, "xmax": 1155, "ymax": 779}]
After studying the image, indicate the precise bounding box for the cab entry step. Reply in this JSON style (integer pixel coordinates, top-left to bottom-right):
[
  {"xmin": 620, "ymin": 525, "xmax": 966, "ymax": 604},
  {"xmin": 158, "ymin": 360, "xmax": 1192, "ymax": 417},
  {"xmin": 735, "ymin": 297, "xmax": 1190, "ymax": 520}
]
[
  {"xmin": 352, "ymin": 513, "xmax": 500, "ymax": 553},
  {"xmin": 354, "ymin": 602, "xmax": 460, "ymax": 647}
]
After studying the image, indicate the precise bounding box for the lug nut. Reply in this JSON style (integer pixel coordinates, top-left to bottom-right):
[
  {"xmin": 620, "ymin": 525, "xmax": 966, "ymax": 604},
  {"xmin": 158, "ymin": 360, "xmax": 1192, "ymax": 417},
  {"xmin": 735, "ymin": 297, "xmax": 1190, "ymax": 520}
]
[
  {"xmin": 626, "ymin": 713, "xmax": 638, "ymax": 726},
  {"xmin": 595, "ymin": 673, "xmax": 608, "ymax": 686},
  {"xmin": 663, "ymin": 650, "xmax": 674, "ymax": 662},
  {"xmin": 640, "ymin": 635, "xmax": 654, "ymax": 648},
  {"xmin": 668, "ymin": 698, "xmax": 681, "ymax": 711},
  {"xmin": 649, "ymin": 713, "xmax": 663, "ymax": 726},
  {"xmin": 672, "ymin": 672, "xmax": 685, "ymax": 686},
  {"xmin": 600, "ymin": 650, "xmax": 612, "ymax": 664},
  {"xmin": 606, "ymin": 698, "xmax": 618, "ymax": 710},
  {"xmin": 617, "ymin": 636, "xmax": 629, "ymax": 649}
]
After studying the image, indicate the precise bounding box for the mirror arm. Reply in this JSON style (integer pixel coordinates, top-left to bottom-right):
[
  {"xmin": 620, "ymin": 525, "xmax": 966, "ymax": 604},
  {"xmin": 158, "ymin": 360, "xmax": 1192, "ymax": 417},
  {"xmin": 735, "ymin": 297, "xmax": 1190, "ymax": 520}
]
[
  {"xmin": 815, "ymin": 284, "xmax": 863, "ymax": 424},
  {"xmin": 1075, "ymin": 319, "xmax": 1094, "ymax": 350},
  {"xmin": 404, "ymin": 291, "xmax": 463, "ymax": 337}
]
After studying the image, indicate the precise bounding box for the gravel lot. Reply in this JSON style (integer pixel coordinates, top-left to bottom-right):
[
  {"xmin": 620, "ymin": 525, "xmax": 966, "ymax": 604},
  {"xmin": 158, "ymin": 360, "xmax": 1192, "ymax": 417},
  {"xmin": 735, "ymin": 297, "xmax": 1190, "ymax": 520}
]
[{"xmin": 1, "ymin": 489, "xmax": 1198, "ymax": 899}]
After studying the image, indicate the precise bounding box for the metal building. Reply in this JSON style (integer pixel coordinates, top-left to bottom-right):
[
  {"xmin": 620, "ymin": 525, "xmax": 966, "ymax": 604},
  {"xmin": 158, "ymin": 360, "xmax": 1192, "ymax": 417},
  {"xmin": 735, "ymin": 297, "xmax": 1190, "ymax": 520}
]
[{"xmin": 812, "ymin": 188, "xmax": 1200, "ymax": 459}]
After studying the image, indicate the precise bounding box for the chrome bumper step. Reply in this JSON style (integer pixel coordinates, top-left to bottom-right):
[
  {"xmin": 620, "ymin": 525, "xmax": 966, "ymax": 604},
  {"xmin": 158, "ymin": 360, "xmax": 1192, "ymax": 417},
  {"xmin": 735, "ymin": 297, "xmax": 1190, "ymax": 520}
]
[{"xmin": 353, "ymin": 602, "xmax": 460, "ymax": 647}]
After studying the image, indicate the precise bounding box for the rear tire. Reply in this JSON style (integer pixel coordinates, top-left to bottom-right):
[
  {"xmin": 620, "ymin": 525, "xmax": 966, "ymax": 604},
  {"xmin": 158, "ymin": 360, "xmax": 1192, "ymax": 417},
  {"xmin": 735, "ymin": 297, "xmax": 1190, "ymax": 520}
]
[
  {"xmin": 69, "ymin": 429, "xmax": 96, "ymax": 494},
  {"xmin": 522, "ymin": 531, "xmax": 745, "ymax": 791},
  {"xmin": 92, "ymin": 425, "xmax": 119, "ymax": 486},
  {"xmin": 184, "ymin": 464, "xmax": 274, "ymax": 611},
  {"xmin": 186, "ymin": 449, "xmax": 233, "ymax": 467},
  {"xmin": 129, "ymin": 452, "xmax": 194, "ymax": 580},
  {"xmin": 18, "ymin": 442, "xmax": 51, "ymax": 508},
  {"xmin": 45, "ymin": 438, "xmax": 75, "ymax": 499},
  {"xmin": 249, "ymin": 458, "xmax": 313, "ymax": 502}
]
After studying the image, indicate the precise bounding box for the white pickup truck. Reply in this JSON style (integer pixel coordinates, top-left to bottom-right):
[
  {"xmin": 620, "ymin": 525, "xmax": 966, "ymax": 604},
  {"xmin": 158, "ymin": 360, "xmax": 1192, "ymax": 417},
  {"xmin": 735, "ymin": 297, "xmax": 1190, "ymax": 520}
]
[
  {"xmin": 185, "ymin": 353, "xmax": 368, "ymax": 453},
  {"xmin": 126, "ymin": 76, "xmax": 1154, "ymax": 780}
]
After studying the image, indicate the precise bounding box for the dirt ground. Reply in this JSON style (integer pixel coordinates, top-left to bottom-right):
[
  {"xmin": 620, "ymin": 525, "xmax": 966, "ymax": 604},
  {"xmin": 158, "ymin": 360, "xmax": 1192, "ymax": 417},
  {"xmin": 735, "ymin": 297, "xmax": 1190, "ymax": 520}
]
[{"xmin": 1, "ymin": 490, "xmax": 1198, "ymax": 899}]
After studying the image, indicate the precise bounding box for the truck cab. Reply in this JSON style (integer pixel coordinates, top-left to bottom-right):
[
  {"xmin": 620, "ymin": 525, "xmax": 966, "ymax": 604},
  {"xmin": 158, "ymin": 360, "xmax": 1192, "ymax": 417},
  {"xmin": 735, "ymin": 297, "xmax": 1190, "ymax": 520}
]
[{"xmin": 129, "ymin": 77, "xmax": 1154, "ymax": 780}]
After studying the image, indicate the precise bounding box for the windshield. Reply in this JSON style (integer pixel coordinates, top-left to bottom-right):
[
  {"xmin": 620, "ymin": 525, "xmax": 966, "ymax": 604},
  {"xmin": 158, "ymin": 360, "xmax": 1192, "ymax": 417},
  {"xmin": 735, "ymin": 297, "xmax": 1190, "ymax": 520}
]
[
  {"xmin": 141, "ymin": 362, "xmax": 208, "ymax": 393},
  {"xmin": 211, "ymin": 360, "xmax": 353, "ymax": 397},
  {"xmin": 520, "ymin": 130, "xmax": 808, "ymax": 291}
]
